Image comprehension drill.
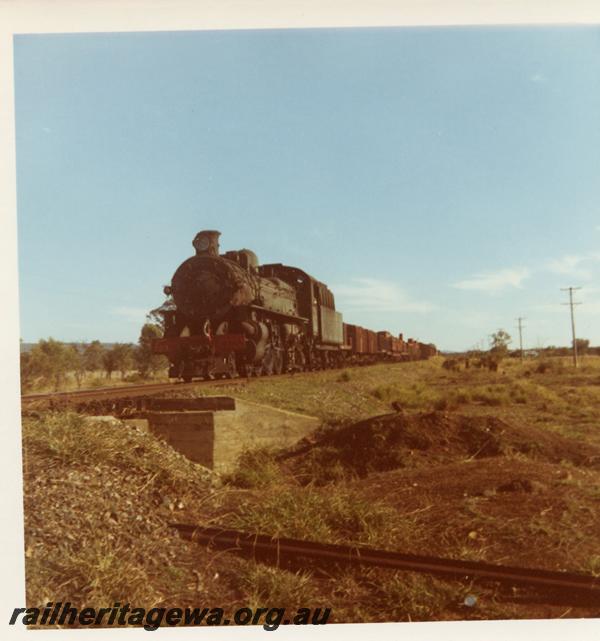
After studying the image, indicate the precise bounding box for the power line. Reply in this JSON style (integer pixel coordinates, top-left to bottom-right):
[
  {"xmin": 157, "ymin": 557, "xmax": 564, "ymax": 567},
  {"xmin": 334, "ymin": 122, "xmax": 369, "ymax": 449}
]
[
  {"xmin": 561, "ymin": 287, "xmax": 582, "ymax": 368},
  {"xmin": 515, "ymin": 317, "xmax": 526, "ymax": 362}
]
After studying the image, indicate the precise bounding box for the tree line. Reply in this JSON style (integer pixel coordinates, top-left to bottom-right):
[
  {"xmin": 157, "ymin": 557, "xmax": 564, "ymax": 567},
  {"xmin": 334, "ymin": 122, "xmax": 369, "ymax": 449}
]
[
  {"xmin": 20, "ymin": 324, "xmax": 167, "ymax": 391},
  {"xmin": 537, "ymin": 339, "xmax": 596, "ymax": 357},
  {"xmin": 443, "ymin": 331, "xmax": 597, "ymax": 372}
]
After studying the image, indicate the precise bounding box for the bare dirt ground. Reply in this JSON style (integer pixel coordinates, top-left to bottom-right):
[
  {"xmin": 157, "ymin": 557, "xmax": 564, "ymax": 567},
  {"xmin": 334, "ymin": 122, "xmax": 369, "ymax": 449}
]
[{"xmin": 21, "ymin": 355, "xmax": 600, "ymax": 625}]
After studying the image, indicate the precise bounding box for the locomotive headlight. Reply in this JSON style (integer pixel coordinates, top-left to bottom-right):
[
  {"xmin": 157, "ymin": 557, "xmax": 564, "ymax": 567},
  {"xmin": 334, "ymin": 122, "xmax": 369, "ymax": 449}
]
[{"xmin": 163, "ymin": 285, "xmax": 172, "ymax": 296}]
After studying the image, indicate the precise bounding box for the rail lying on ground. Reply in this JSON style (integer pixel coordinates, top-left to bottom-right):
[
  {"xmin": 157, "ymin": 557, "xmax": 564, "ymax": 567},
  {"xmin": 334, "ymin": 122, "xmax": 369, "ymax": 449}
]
[{"xmin": 172, "ymin": 524, "xmax": 600, "ymax": 607}]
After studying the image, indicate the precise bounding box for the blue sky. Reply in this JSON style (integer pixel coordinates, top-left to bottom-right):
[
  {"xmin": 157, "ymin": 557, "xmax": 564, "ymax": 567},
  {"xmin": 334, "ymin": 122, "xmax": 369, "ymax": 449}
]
[{"xmin": 13, "ymin": 26, "xmax": 600, "ymax": 351}]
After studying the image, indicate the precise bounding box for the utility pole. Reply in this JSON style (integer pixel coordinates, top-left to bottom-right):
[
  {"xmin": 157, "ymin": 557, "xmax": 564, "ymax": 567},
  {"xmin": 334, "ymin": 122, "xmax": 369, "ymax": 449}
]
[
  {"xmin": 561, "ymin": 287, "xmax": 582, "ymax": 368},
  {"xmin": 516, "ymin": 317, "xmax": 525, "ymax": 362}
]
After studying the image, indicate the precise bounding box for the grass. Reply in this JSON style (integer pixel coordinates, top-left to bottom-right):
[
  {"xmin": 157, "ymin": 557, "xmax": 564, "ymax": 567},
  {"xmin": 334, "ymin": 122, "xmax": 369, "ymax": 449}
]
[
  {"xmin": 21, "ymin": 412, "xmax": 226, "ymax": 616},
  {"xmin": 183, "ymin": 356, "xmax": 600, "ymax": 445},
  {"xmin": 290, "ymin": 443, "xmax": 356, "ymax": 485},
  {"xmin": 363, "ymin": 572, "xmax": 466, "ymax": 622},
  {"xmin": 223, "ymin": 483, "xmax": 406, "ymax": 548},
  {"xmin": 20, "ymin": 355, "xmax": 600, "ymax": 624},
  {"xmin": 23, "ymin": 412, "xmax": 213, "ymax": 491},
  {"xmin": 223, "ymin": 447, "xmax": 282, "ymax": 488},
  {"xmin": 187, "ymin": 359, "xmax": 445, "ymax": 422},
  {"xmin": 207, "ymin": 355, "xmax": 600, "ymax": 619},
  {"xmin": 235, "ymin": 564, "xmax": 317, "ymax": 609},
  {"xmin": 370, "ymin": 381, "xmax": 436, "ymax": 407}
]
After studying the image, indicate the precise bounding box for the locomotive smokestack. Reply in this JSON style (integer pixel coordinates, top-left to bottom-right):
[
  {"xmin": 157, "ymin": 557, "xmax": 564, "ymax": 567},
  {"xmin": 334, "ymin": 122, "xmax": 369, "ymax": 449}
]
[{"xmin": 193, "ymin": 230, "xmax": 221, "ymax": 256}]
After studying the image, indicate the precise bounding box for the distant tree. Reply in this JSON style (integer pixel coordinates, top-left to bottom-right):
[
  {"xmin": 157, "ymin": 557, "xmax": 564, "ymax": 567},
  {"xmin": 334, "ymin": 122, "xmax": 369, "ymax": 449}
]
[
  {"xmin": 102, "ymin": 347, "xmax": 118, "ymax": 379},
  {"xmin": 20, "ymin": 350, "xmax": 34, "ymax": 391},
  {"xmin": 27, "ymin": 338, "xmax": 73, "ymax": 390},
  {"xmin": 490, "ymin": 329, "xmax": 512, "ymax": 353},
  {"xmin": 136, "ymin": 323, "xmax": 167, "ymax": 378},
  {"xmin": 147, "ymin": 307, "xmax": 167, "ymax": 332},
  {"xmin": 68, "ymin": 345, "xmax": 85, "ymax": 388},
  {"xmin": 104, "ymin": 343, "xmax": 134, "ymax": 379},
  {"xmin": 486, "ymin": 329, "xmax": 512, "ymax": 371},
  {"xmin": 83, "ymin": 340, "xmax": 105, "ymax": 373}
]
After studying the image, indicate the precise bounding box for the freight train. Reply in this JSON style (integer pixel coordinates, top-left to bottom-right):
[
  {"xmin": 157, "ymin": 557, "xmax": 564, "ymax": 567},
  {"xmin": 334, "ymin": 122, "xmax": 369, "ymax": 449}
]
[{"xmin": 151, "ymin": 230, "xmax": 437, "ymax": 381}]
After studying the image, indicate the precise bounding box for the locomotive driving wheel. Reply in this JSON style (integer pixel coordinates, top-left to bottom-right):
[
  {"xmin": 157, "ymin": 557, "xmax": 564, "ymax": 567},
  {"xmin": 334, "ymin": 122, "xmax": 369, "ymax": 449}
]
[
  {"xmin": 236, "ymin": 355, "xmax": 261, "ymax": 378},
  {"xmin": 261, "ymin": 343, "xmax": 284, "ymax": 376},
  {"xmin": 284, "ymin": 346, "xmax": 306, "ymax": 373},
  {"xmin": 273, "ymin": 347, "xmax": 284, "ymax": 375},
  {"xmin": 261, "ymin": 345, "xmax": 274, "ymax": 376},
  {"xmin": 179, "ymin": 361, "xmax": 192, "ymax": 383}
]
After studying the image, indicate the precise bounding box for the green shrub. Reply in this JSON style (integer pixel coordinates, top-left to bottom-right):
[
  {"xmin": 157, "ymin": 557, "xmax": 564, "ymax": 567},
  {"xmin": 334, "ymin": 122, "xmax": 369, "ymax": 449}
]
[
  {"xmin": 370, "ymin": 383, "xmax": 435, "ymax": 409},
  {"xmin": 442, "ymin": 359, "xmax": 460, "ymax": 372},
  {"xmin": 294, "ymin": 445, "xmax": 353, "ymax": 485},
  {"xmin": 535, "ymin": 360, "xmax": 564, "ymax": 375},
  {"xmin": 224, "ymin": 448, "xmax": 282, "ymax": 488},
  {"xmin": 87, "ymin": 377, "xmax": 107, "ymax": 388}
]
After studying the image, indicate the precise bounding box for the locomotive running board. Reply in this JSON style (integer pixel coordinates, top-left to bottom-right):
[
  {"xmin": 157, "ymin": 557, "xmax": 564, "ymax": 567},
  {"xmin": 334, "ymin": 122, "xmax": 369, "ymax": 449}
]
[{"xmin": 248, "ymin": 305, "xmax": 309, "ymax": 324}]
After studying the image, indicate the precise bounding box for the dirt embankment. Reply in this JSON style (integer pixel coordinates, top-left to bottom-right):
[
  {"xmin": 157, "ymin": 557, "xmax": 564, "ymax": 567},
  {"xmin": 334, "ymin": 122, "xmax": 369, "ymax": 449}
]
[
  {"xmin": 272, "ymin": 410, "xmax": 600, "ymax": 580},
  {"xmin": 284, "ymin": 410, "xmax": 600, "ymax": 479}
]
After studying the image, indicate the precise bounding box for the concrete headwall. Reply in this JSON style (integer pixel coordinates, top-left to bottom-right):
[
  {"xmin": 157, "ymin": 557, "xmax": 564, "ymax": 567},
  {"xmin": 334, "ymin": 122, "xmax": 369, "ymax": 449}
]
[{"xmin": 142, "ymin": 398, "xmax": 320, "ymax": 473}]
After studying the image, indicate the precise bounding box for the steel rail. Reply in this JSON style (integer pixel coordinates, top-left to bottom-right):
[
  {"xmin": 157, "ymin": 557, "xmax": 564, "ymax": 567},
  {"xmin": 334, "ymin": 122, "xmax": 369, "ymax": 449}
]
[
  {"xmin": 22, "ymin": 382, "xmax": 179, "ymax": 402},
  {"xmin": 21, "ymin": 377, "xmax": 251, "ymax": 406},
  {"xmin": 171, "ymin": 524, "xmax": 600, "ymax": 606}
]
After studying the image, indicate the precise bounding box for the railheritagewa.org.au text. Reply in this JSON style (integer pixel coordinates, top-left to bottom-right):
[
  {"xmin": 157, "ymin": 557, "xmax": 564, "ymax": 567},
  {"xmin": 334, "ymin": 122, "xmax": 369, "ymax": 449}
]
[{"xmin": 9, "ymin": 602, "xmax": 332, "ymax": 631}]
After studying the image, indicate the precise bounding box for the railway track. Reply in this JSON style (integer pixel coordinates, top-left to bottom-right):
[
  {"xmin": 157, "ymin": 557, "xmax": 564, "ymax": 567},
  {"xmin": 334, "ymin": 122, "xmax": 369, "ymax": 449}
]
[
  {"xmin": 172, "ymin": 524, "xmax": 600, "ymax": 607},
  {"xmin": 20, "ymin": 354, "xmax": 425, "ymax": 408},
  {"xmin": 20, "ymin": 362, "xmax": 368, "ymax": 407},
  {"xmin": 22, "ymin": 381, "xmax": 178, "ymax": 402},
  {"xmin": 21, "ymin": 374, "xmax": 269, "ymax": 407}
]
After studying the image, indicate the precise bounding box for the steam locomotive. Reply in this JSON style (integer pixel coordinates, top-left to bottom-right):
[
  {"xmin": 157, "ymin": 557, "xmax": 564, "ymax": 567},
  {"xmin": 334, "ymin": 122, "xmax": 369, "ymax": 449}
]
[{"xmin": 151, "ymin": 230, "xmax": 436, "ymax": 381}]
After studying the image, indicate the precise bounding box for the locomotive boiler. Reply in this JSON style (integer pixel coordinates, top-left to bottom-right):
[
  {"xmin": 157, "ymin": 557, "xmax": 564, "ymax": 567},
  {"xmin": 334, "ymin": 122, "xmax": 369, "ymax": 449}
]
[{"xmin": 152, "ymin": 230, "xmax": 343, "ymax": 380}]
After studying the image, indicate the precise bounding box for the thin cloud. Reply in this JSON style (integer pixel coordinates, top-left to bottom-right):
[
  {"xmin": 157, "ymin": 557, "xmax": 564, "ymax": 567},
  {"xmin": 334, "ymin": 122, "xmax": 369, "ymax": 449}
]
[
  {"xmin": 546, "ymin": 253, "xmax": 600, "ymax": 281},
  {"xmin": 581, "ymin": 300, "xmax": 600, "ymax": 315},
  {"xmin": 334, "ymin": 278, "xmax": 435, "ymax": 313},
  {"xmin": 111, "ymin": 306, "xmax": 149, "ymax": 324},
  {"xmin": 453, "ymin": 268, "xmax": 530, "ymax": 293},
  {"xmin": 530, "ymin": 72, "xmax": 547, "ymax": 84}
]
